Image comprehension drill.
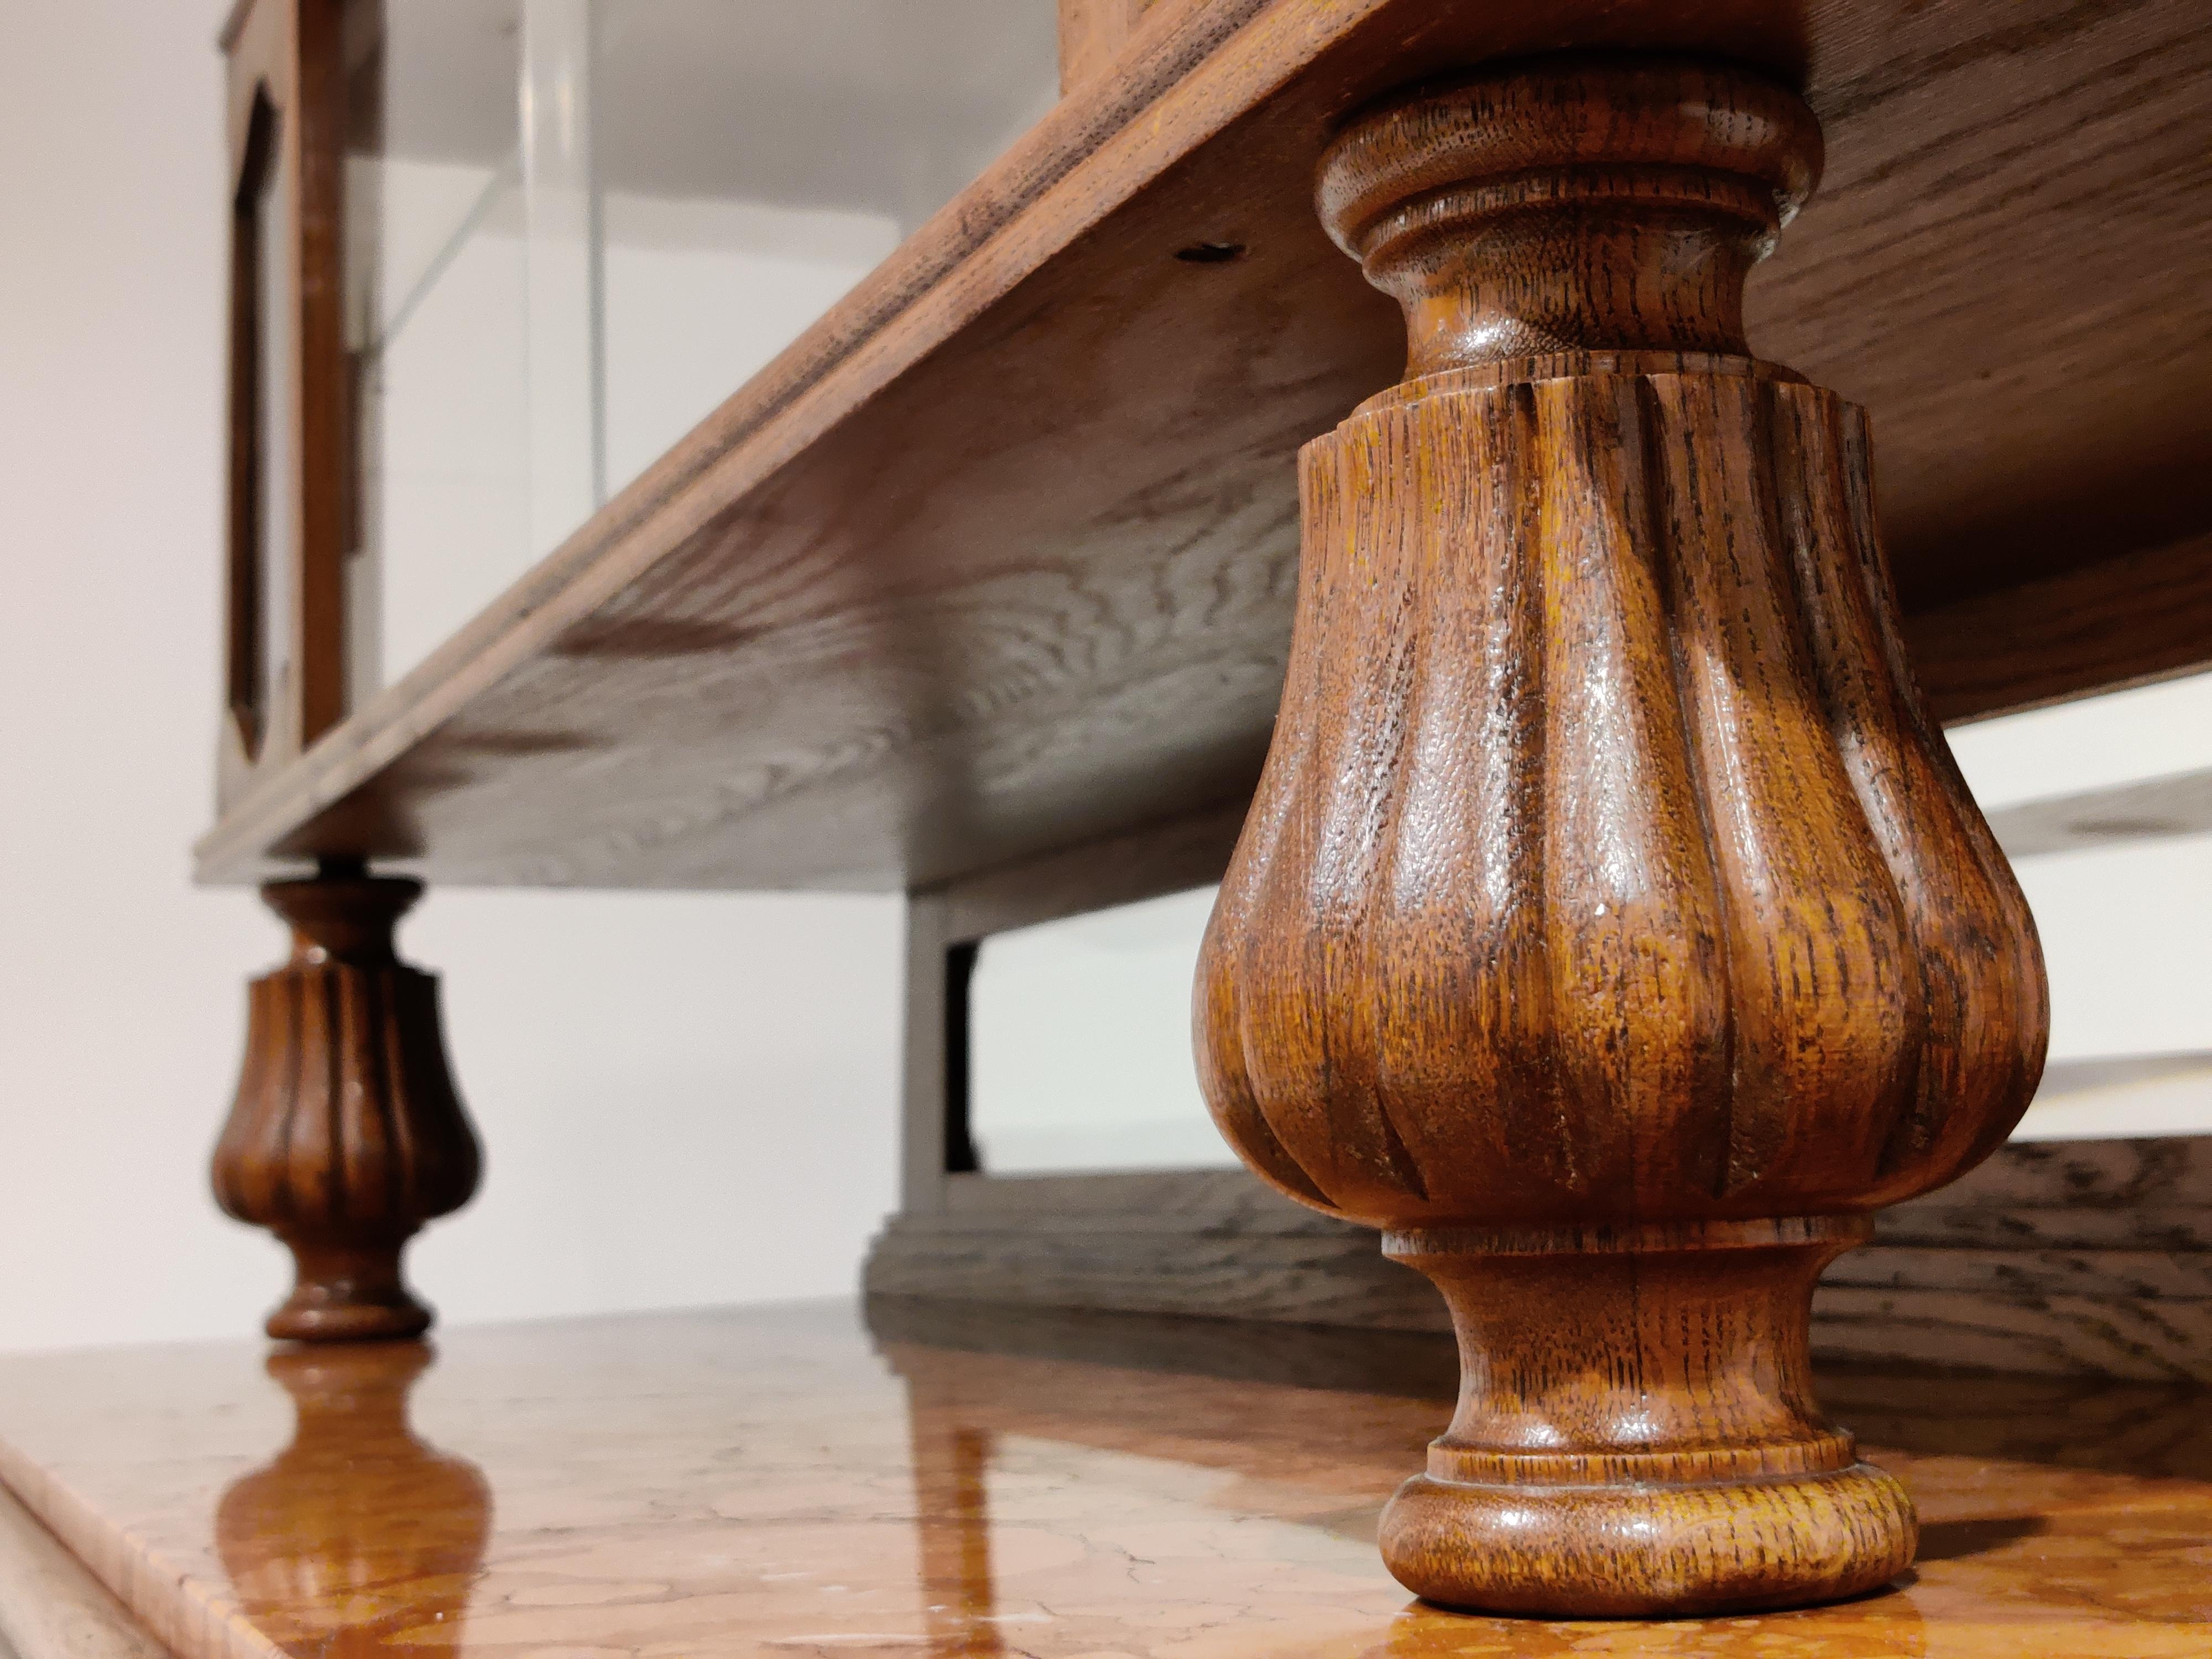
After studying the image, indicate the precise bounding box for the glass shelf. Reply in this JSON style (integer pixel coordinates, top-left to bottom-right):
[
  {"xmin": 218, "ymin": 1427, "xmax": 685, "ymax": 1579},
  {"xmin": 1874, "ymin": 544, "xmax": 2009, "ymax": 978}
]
[{"xmin": 342, "ymin": 0, "xmax": 1059, "ymax": 703}]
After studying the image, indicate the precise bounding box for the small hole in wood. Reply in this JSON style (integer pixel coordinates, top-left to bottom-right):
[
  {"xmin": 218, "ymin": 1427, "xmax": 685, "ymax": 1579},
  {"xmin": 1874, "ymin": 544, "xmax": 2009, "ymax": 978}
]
[{"xmin": 1175, "ymin": 241, "xmax": 1246, "ymax": 264}]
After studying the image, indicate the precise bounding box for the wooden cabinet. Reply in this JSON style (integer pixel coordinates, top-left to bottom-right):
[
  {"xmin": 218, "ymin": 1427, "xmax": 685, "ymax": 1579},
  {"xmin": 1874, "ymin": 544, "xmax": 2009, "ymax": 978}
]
[
  {"xmin": 218, "ymin": 0, "xmax": 350, "ymax": 801},
  {"xmin": 197, "ymin": 0, "xmax": 2211, "ymax": 1620}
]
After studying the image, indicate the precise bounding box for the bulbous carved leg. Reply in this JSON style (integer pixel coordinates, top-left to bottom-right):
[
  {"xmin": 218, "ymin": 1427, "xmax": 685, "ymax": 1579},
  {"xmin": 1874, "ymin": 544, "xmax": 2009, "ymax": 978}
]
[
  {"xmin": 212, "ymin": 869, "xmax": 482, "ymax": 1342},
  {"xmin": 1196, "ymin": 57, "xmax": 2046, "ymax": 1615}
]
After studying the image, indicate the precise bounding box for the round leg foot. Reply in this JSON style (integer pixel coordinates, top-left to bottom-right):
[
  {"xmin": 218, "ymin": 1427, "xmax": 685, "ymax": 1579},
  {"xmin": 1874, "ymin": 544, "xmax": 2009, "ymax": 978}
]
[
  {"xmin": 1383, "ymin": 1218, "xmax": 1915, "ymax": 1616},
  {"xmin": 268, "ymin": 1237, "xmax": 433, "ymax": 1343},
  {"xmin": 1381, "ymin": 1460, "xmax": 1916, "ymax": 1617}
]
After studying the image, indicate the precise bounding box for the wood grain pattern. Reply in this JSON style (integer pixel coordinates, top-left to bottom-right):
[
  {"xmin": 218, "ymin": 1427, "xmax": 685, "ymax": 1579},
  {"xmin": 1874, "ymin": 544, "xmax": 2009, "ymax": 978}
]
[
  {"xmin": 1905, "ymin": 531, "xmax": 2212, "ymax": 726},
  {"xmin": 868, "ymin": 1212, "xmax": 1443, "ymax": 1328},
  {"xmin": 864, "ymin": 1137, "xmax": 2212, "ymax": 1381},
  {"xmin": 1188, "ymin": 56, "xmax": 2049, "ymax": 1615},
  {"xmin": 1057, "ymin": 0, "xmax": 1164, "ymax": 93},
  {"xmin": 1816, "ymin": 1288, "xmax": 2212, "ymax": 1383},
  {"xmin": 1380, "ymin": 1219, "xmax": 1917, "ymax": 1618},
  {"xmin": 192, "ymin": 0, "xmax": 2212, "ymax": 893},
  {"xmin": 929, "ymin": 801, "xmax": 1244, "ymax": 945},
  {"xmin": 211, "ymin": 873, "xmax": 481, "ymax": 1340}
]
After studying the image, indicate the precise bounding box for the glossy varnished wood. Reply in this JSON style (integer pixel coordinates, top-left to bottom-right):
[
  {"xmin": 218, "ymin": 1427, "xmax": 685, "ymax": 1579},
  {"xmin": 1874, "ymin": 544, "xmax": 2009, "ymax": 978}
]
[
  {"xmin": 1195, "ymin": 57, "xmax": 2047, "ymax": 1614},
  {"xmin": 0, "ymin": 1304, "xmax": 2205, "ymax": 1657},
  {"xmin": 193, "ymin": 0, "xmax": 2212, "ymax": 891},
  {"xmin": 212, "ymin": 872, "xmax": 481, "ymax": 1340}
]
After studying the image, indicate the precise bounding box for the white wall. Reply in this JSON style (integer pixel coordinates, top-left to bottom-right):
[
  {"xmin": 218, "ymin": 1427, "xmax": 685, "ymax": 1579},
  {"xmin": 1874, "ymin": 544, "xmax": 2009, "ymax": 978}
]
[
  {"xmin": 602, "ymin": 194, "xmax": 902, "ymax": 499},
  {"xmin": 1949, "ymin": 675, "xmax": 2212, "ymax": 1067},
  {"xmin": 0, "ymin": 0, "xmax": 904, "ymax": 1354}
]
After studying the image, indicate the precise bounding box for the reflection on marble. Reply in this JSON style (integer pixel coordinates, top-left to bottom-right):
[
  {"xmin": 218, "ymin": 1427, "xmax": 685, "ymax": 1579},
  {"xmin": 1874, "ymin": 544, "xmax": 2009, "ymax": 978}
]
[
  {"xmin": 217, "ymin": 1344, "xmax": 490, "ymax": 1658},
  {"xmin": 0, "ymin": 1300, "xmax": 2204, "ymax": 1658}
]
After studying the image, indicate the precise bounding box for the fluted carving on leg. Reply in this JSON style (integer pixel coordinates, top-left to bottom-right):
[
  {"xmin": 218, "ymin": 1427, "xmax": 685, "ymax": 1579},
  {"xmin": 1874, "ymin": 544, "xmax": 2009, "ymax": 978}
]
[
  {"xmin": 1194, "ymin": 55, "xmax": 2047, "ymax": 1616},
  {"xmin": 213, "ymin": 873, "xmax": 481, "ymax": 1342}
]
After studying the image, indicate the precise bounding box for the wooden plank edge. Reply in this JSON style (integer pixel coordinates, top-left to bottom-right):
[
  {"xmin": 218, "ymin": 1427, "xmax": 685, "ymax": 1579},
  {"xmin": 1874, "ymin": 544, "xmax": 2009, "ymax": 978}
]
[
  {"xmin": 200, "ymin": 513, "xmax": 2212, "ymax": 887},
  {"xmin": 867, "ymin": 1219, "xmax": 2212, "ymax": 1383},
  {"xmin": 933, "ymin": 1138, "xmax": 2212, "ymax": 1226},
  {"xmin": 1905, "ymin": 530, "xmax": 2212, "ymax": 725},
  {"xmin": 868, "ymin": 1139, "xmax": 2212, "ymax": 1380},
  {"xmin": 190, "ymin": 0, "xmax": 1368, "ymax": 885},
  {"xmin": 926, "ymin": 802, "xmax": 1247, "ymax": 942},
  {"xmin": 1812, "ymin": 1289, "xmax": 2212, "ymax": 1384},
  {"xmin": 193, "ymin": 2, "xmax": 2212, "ymax": 883}
]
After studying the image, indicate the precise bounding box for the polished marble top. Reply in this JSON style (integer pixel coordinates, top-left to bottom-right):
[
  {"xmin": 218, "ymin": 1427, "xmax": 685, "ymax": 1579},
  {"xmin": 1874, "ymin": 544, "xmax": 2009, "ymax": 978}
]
[{"xmin": 0, "ymin": 1298, "xmax": 2206, "ymax": 1658}]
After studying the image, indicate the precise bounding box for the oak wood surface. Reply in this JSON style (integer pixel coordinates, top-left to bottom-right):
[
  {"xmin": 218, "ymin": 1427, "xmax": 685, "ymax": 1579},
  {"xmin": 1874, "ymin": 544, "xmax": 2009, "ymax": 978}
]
[
  {"xmin": 194, "ymin": 0, "xmax": 2212, "ymax": 891},
  {"xmin": 864, "ymin": 1137, "xmax": 2212, "ymax": 1381},
  {"xmin": 928, "ymin": 801, "xmax": 1242, "ymax": 944},
  {"xmin": 1188, "ymin": 56, "xmax": 2047, "ymax": 1614},
  {"xmin": 1906, "ymin": 529, "xmax": 2212, "ymax": 726},
  {"xmin": 210, "ymin": 873, "xmax": 481, "ymax": 1340}
]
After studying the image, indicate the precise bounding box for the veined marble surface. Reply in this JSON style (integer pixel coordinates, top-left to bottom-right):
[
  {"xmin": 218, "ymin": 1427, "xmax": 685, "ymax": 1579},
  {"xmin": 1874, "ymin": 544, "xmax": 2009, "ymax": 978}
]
[{"xmin": 0, "ymin": 1300, "xmax": 2206, "ymax": 1658}]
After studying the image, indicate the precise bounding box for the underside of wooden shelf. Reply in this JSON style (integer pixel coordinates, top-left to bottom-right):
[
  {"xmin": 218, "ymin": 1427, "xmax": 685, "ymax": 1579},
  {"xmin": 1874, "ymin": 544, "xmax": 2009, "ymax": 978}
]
[
  {"xmin": 868, "ymin": 1136, "xmax": 2212, "ymax": 1383},
  {"xmin": 195, "ymin": 0, "xmax": 2212, "ymax": 893}
]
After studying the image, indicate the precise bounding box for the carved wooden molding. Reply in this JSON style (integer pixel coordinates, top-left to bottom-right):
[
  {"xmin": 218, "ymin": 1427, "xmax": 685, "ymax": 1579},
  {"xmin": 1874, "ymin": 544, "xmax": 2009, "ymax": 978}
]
[
  {"xmin": 1190, "ymin": 56, "xmax": 2047, "ymax": 1615},
  {"xmin": 211, "ymin": 873, "xmax": 481, "ymax": 1341}
]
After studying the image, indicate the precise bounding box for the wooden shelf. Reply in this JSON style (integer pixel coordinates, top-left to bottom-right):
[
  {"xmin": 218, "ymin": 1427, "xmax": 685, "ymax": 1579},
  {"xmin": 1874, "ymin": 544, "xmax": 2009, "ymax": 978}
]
[{"xmin": 194, "ymin": 0, "xmax": 2212, "ymax": 891}]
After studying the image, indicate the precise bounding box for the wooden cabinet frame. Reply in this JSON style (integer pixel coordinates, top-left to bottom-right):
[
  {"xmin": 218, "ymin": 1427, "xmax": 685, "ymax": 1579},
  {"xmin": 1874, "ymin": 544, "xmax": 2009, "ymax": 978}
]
[{"xmin": 218, "ymin": 0, "xmax": 350, "ymax": 805}]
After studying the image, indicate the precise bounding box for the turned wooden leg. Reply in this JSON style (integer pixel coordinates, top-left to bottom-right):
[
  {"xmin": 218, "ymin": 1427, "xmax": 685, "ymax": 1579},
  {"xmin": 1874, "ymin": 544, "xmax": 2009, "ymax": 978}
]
[
  {"xmin": 1195, "ymin": 57, "xmax": 2047, "ymax": 1616},
  {"xmin": 212, "ymin": 865, "xmax": 482, "ymax": 1342}
]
